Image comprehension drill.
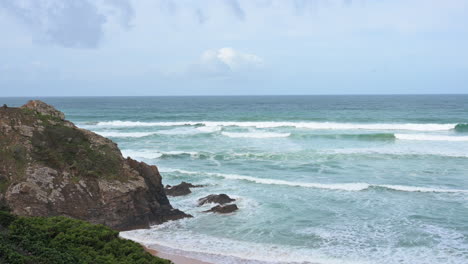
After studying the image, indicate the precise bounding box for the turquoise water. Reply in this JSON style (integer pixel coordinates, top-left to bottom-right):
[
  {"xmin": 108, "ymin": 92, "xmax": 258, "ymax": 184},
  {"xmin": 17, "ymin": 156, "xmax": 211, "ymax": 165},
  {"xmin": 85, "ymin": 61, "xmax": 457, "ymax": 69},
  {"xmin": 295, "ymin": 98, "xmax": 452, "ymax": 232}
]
[{"xmin": 2, "ymin": 95, "xmax": 468, "ymax": 264}]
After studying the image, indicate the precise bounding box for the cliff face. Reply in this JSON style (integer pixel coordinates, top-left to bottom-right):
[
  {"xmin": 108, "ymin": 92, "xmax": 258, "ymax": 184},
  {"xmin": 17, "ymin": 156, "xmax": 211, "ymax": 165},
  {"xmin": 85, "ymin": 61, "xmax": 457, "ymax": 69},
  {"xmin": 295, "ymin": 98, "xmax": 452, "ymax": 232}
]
[{"xmin": 0, "ymin": 101, "xmax": 189, "ymax": 230}]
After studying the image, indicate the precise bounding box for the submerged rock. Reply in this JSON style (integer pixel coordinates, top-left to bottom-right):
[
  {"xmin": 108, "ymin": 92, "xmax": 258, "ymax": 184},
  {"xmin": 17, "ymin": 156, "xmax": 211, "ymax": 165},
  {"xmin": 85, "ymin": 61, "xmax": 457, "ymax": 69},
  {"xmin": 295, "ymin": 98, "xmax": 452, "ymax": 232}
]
[
  {"xmin": 0, "ymin": 100, "xmax": 190, "ymax": 230},
  {"xmin": 198, "ymin": 194, "xmax": 235, "ymax": 206},
  {"xmin": 205, "ymin": 204, "xmax": 238, "ymax": 214},
  {"xmin": 165, "ymin": 181, "xmax": 203, "ymax": 196}
]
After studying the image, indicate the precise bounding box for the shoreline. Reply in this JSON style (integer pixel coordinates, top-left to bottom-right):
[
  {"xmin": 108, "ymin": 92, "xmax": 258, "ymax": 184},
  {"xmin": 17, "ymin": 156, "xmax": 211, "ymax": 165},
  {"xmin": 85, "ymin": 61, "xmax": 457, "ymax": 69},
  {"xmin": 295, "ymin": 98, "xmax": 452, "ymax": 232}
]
[{"xmin": 142, "ymin": 244, "xmax": 213, "ymax": 264}]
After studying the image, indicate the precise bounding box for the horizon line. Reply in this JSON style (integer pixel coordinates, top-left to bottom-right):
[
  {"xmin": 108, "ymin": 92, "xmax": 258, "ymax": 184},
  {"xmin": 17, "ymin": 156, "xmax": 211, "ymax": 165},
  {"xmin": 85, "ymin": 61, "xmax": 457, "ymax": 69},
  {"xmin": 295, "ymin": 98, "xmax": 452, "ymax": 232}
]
[{"xmin": 1, "ymin": 93, "xmax": 468, "ymax": 98}]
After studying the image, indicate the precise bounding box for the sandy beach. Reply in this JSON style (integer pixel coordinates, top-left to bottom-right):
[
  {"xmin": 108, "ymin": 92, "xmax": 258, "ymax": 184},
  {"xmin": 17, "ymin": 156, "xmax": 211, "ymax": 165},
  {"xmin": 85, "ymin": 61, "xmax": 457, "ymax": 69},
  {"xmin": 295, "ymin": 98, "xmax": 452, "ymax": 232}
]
[{"xmin": 143, "ymin": 244, "xmax": 213, "ymax": 264}]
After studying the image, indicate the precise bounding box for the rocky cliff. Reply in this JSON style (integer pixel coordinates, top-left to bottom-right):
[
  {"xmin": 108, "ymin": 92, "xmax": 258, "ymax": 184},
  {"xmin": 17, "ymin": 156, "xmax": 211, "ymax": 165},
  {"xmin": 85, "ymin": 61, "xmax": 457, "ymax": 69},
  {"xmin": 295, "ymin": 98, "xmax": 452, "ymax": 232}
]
[{"xmin": 0, "ymin": 100, "xmax": 189, "ymax": 230}]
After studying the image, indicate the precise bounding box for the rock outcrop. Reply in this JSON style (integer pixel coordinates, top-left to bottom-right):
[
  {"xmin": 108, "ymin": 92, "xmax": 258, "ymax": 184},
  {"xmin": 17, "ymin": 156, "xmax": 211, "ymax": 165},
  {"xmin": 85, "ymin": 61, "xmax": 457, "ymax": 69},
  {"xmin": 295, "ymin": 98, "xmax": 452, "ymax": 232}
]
[
  {"xmin": 205, "ymin": 204, "xmax": 238, "ymax": 214},
  {"xmin": 165, "ymin": 181, "xmax": 203, "ymax": 197},
  {"xmin": 0, "ymin": 100, "xmax": 189, "ymax": 230},
  {"xmin": 198, "ymin": 194, "xmax": 235, "ymax": 206}
]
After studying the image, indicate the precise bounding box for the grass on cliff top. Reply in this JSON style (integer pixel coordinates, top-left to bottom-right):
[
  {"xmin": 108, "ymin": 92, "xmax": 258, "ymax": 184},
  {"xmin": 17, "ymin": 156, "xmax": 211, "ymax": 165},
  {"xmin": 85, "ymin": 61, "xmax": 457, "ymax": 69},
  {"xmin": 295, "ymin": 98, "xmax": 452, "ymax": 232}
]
[
  {"xmin": 32, "ymin": 124, "xmax": 122, "ymax": 180},
  {"xmin": 22, "ymin": 109, "xmax": 124, "ymax": 181},
  {"xmin": 2, "ymin": 107, "xmax": 124, "ymax": 182},
  {"xmin": 0, "ymin": 211, "xmax": 172, "ymax": 264}
]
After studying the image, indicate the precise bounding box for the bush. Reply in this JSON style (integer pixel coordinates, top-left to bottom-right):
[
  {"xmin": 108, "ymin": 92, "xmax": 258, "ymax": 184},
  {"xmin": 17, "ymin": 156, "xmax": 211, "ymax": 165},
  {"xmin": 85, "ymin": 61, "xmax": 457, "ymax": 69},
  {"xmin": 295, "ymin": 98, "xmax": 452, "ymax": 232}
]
[{"xmin": 0, "ymin": 211, "xmax": 172, "ymax": 264}]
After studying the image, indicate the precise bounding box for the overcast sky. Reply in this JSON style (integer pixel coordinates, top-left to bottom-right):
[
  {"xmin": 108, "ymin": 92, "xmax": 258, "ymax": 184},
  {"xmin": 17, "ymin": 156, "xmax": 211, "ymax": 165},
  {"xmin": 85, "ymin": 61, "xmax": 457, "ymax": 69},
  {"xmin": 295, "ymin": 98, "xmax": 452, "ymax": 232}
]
[{"xmin": 0, "ymin": 0, "xmax": 467, "ymax": 96}]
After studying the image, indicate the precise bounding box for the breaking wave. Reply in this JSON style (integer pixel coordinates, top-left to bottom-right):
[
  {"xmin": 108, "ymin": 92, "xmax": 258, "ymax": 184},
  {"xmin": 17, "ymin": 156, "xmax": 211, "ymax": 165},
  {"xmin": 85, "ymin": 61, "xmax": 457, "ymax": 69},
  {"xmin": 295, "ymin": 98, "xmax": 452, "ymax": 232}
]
[
  {"xmin": 454, "ymin": 123, "xmax": 468, "ymax": 132},
  {"xmin": 121, "ymin": 150, "xmax": 203, "ymax": 160},
  {"xmin": 293, "ymin": 133, "xmax": 396, "ymax": 141},
  {"xmin": 92, "ymin": 120, "xmax": 457, "ymax": 131},
  {"xmin": 395, "ymin": 134, "xmax": 468, "ymax": 141},
  {"xmin": 160, "ymin": 168, "xmax": 468, "ymax": 193},
  {"xmin": 221, "ymin": 131, "xmax": 291, "ymax": 138},
  {"xmin": 94, "ymin": 131, "xmax": 156, "ymax": 138}
]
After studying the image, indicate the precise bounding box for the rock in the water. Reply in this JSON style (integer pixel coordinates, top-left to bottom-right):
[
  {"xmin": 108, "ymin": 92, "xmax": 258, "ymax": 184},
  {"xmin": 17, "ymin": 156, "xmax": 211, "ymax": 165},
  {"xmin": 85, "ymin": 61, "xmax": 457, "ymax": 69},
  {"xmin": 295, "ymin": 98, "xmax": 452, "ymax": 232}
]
[
  {"xmin": 0, "ymin": 100, "xmax": 190, "ymax": 230},
  {"xmin": 205, "ymin": 204, "xmax": 238, "ymax": 214},
  {"xmin": 198, "ymin": 194, "xmax": 235, "ymax": 206},
  {"xmin": 165, "ymin": 181, "xmax": 203, "ymax": 196}
]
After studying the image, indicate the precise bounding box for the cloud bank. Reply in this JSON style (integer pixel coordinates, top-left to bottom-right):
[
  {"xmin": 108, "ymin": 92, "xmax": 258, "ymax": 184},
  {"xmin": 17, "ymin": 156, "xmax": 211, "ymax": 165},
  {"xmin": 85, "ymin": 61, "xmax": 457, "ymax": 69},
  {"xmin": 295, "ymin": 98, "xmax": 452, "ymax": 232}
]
[
  {"xmin": 0, "ymin": 0, "xmax": 133, "ymax": 48},
  {"xmin": 0, "ymin": 0, "xmax": 467, "ymax": 95}
]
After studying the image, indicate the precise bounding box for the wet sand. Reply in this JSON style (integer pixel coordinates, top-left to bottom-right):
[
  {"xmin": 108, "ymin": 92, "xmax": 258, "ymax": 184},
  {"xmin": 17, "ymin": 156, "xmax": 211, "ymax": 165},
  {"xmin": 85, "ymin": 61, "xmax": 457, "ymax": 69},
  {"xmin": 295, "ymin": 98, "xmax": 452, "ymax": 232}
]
[{"xmin": 143, "ymin": 244, "xmax": 213, "ymax": 264}]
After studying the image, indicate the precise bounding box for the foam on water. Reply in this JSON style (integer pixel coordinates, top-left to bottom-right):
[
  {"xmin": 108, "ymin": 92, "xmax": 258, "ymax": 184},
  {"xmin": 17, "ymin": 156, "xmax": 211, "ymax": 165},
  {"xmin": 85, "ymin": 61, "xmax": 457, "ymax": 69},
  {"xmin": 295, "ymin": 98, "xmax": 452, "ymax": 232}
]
[
  {"xmin": 160, "ymin": 168, "xmax": 468, "ymax": 193},
  {"xmin": 120, "ymin": 220, "xmax": 366, "ymax": 264},
  {"xmin": 122, "ymin": 150, "xmax": 163, "ymax": 159},
  {"xmin": 378, "ymin": 184, "xmax": 468, "ymax": 193},
  {"xmin": 122, "ymin": 150, "xmax": 201, "ymax": 160},
  {"xmin": 94, "ymin": 131, "xmax": 156, "ymax": 138},
  {"xmin": 395, "ymin": 133, "xmax": 468, "ymax": 141},
  {"xmin": 329, "ymin": 148, "xmax": 468, "ymax": 158},
  {"xmin": 196, "ymin": 126, "xmax": 222, "ymax": 133},
  {"xmin": 222, "ymin": 131, "xmax": 291, "ymax": 138},
  {"xmin": 120, "ymin": 218, "xmax": 468, "ymax": 264},
  {"xmin": 93, "ymin": 120, "xmax": 457, "ymax": 131}
]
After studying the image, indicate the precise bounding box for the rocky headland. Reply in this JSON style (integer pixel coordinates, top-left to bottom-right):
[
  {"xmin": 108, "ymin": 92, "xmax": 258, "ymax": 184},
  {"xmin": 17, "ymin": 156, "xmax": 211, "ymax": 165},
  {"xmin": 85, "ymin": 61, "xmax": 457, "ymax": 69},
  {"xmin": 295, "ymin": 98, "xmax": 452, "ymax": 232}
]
[{"xmin": 0, "ymin": 100, "xmax": 189, "ymax": 231}]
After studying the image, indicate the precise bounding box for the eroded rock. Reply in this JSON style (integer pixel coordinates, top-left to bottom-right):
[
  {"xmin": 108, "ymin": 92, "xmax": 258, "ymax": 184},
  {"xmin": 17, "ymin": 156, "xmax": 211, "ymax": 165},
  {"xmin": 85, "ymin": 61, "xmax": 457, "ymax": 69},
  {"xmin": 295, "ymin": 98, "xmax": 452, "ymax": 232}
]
[
  {"xmin": 165, "ymin": 181, "xmax": 203, "ymax": 196},
  {"xmin": 22, "ymin": 100, "xmax": 65, "ymax": 120},
  {"xmin": 198, "ymin": 194, "xmax": 235, "ymax": 206},
  {"xmin": 205, "ymin": 204, "xmax": 239, "ymax": 214},
  {"xmin": 0, "ymin": 100, "xmax": 190, "ymax": 230}
]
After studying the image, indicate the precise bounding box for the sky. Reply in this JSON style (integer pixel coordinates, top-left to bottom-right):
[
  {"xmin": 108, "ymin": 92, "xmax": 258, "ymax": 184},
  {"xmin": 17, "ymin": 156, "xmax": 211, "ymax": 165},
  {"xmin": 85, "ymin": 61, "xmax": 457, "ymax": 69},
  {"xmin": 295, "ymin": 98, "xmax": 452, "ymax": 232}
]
[{"xmin": 0, "ymin": 0, "xmax": 467, "ymax": 96}]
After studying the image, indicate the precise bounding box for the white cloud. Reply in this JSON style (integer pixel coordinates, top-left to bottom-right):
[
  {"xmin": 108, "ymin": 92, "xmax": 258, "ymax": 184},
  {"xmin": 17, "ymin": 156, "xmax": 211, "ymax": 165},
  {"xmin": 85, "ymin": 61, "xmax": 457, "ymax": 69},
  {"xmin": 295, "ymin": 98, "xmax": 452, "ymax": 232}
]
[{"xmin": 200, "ymin": 47, "xmax": 263, "ymax": 71}]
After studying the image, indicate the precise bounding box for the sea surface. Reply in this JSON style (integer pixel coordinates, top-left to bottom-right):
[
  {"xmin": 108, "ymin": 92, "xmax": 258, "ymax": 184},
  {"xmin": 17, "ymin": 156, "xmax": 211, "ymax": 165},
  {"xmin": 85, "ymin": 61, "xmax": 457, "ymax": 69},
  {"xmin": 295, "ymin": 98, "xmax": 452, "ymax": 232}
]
[{"xmin": 2, "ymin": 95, "xmax": 468, "ymax": 264}]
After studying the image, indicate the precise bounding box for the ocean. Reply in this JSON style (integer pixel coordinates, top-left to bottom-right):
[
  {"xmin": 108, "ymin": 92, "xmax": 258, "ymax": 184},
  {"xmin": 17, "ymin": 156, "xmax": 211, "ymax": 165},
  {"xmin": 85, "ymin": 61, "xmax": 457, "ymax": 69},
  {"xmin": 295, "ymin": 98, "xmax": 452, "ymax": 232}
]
[{"xmin": 2, "ymin": 95, "xmax": 468, "ymax": 264}]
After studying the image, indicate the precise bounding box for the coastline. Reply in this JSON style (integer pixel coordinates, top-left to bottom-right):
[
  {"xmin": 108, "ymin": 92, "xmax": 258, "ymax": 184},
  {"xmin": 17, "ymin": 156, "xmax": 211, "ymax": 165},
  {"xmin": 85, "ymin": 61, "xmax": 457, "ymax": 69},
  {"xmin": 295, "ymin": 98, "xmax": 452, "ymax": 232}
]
[{"xmin": 142, "ymin": 244, "xmax": 213, "ymax": 264}]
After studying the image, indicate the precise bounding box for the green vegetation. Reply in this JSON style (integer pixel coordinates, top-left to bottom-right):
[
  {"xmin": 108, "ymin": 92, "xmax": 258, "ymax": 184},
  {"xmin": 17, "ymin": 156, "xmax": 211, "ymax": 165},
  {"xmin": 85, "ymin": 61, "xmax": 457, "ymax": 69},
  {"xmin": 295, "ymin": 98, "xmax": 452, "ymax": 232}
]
[
  {"xmin": 29, "ymin": 118, "xmax": 122, "ymax": 181},
  {"xmin": 20, "ymin": 108, "xmax": 62, "ymax": 125},
  {"xmin": 0, "ymin": 211, "xmax": 172, "ymax": 264},
  {"xmin": 0, "ymin": 142, "xmax": 28, "ymax": 183}
]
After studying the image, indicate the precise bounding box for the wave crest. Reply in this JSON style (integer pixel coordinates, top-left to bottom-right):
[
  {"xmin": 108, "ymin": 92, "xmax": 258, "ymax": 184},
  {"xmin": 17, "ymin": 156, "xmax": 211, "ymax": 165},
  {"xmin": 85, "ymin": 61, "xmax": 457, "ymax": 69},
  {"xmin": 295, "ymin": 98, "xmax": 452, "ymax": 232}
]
[
  {"xmin": 95, "ymin": 131, "xmax": 155, "ymax": 138},
  {"xmin": 221, "ymin": 131, "xmax": 291, "ymax": 138},
  {"xmin": 91, "ymin": 120, "xmax": 456, "ymax": 131},
  {"xmin": 395, "ymin": 134, "xmax": 468, "ymax": 142},
  {"xmin": 160, "ymin": 168, "xmax": 468, "ymax": 193},
  {"xmin": 454, "ymin": 123, "xmax": 468, "ymax": 133}
]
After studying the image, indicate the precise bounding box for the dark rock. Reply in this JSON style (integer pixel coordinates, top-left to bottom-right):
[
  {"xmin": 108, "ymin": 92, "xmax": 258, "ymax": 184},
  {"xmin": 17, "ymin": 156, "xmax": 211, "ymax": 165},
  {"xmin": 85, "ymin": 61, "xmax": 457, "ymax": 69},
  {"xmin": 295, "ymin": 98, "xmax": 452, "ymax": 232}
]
[
  {"xmin": 205, "ymin": 204, "xmax": 238, "ymax": 214},
  {"xmin": 0, "ymin": 100, "xmax": 190, "ymax": 231},
  {"xmin": 165, "ymin": 181, "xmax": 203, "ymax": 197},
  {"xmin": 198, "ymin": 194, "xmax": 235, "ymax": 206}
]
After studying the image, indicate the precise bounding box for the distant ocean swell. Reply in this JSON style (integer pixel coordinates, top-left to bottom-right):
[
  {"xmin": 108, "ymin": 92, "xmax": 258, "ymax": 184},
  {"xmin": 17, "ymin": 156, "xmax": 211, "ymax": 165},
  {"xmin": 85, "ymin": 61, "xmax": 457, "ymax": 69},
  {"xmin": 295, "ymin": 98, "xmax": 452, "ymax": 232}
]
[
  {"xmin": 87, "ymin": 120, "xmax": 465, "ymax": 131},
  {"xmin": 95, "ymin": 129, "xmax": 468, "ymax": 142},
  {"xmin": 159, "ymin": 168, "xmax": 468, "ymax": 194},
  {"xmin": 121, "ymin": 147, "xmax": 468, "ymax": 162}
]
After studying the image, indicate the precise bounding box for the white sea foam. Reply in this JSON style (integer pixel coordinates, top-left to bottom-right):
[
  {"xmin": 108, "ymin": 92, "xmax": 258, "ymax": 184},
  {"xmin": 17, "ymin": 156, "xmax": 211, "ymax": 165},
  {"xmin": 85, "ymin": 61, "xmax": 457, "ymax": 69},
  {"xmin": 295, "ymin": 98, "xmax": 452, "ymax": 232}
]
[
  {"xmin": 120, "ymin": 222, "xmax": 361, "ymax": 264},
  {"xmin": 196, "ymin": 126, "xmax": 222, "ymax": 133},
  {"xmin": 94, "ymin": 121, "xmax": 197, "ymax": 127},
  {"xmin": 221, "ymin": 131, "xmax": 291, "ymax": 138},
  {"xmin": 159, "ymin": 168, "xmax": 468, "ymax": 193},
  {"xmin": 378, "ymin": 185, "xmax": 468, "ymax": 193},
  {"xmin": 121, "ymin": 150, "xmax": 200, "ymax": 160},
  {"xmin": 329, "ymin": 148, "xmax": 468, "ymax": 158},
  {"xmin": 154, "ymin": 127, "xmax": 202, "ymax": 135},
  {"xmin": 395, "ymin": 134, "xmax": 468, "ymax": 142},
  {"xmin": 94, "ymin": 131, "xmax": 156, "ymax": 138},
  {"xmin": 121, "ymin": 150, "xmax": 163, "ymax": 159},
  {"xmin": 93, "ymin": 120, "xmax": 456, "ymax": 131}
]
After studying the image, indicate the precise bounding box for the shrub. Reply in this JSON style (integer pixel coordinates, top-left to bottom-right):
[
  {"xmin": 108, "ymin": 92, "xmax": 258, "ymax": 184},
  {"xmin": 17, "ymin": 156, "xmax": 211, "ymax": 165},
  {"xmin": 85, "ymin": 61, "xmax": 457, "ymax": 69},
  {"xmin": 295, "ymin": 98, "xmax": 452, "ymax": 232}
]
[{"xmin": 0, "ymin": 211, "xmax": 172, "ymax": 264}]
